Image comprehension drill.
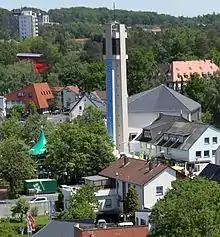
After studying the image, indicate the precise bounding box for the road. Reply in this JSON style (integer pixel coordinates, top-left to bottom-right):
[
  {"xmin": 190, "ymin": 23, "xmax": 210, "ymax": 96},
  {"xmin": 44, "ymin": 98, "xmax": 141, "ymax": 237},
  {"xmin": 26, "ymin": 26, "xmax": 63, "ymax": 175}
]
[{"xmin": 0, "ymin": 193, "xmax": 58, "ymax": 204}]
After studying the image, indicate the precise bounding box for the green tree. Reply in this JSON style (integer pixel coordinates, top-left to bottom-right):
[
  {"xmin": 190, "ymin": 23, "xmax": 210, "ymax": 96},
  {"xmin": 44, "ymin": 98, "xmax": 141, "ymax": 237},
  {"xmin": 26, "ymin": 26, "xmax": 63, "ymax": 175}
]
[
  {"xmin": 150, "ymin": 177, "xmax": 220, "ymax": 237},
  {"xmin": 0, "ymin": 60, "xmax": 41, "ymax": 94},
  {"xmin": 21, "ymin": 114, "xmax": 50, "ymax": 146},
  {"xmin": 26, "ymin": 102, "xmax": 37, "ymax": 115},
  {"xmin": 11, "ymin": 198, "xmax": 30, "ymax": 222},
  {"xmin": 8, "ymin": 105, "xmax": 25, "ymax": 119},
  {"xmin": 0, "ymin": 223, "xmax": 17, "ymax": 237},
  {"xmin": 63, "ymin": 184, "xmax": 98, "ymax": 220},
  {"xmin": 127, "ymin": 47, "xmax": 156, "ymax": 95},
  {"xmin": 0, "ymin": 137, "xmax": 35, "ymax": 198},
  {"xmin": 202, "ymin": 110, "xmax": 213, "ymax": 124},
  {"xmin": 0, "ymin": 117, "xmax": 22, "ymax": 140},
  {"xmin": 46, "ymin": 106, "xmax": 114, "ymax": 183},
  {"xmin": 124, "ymin": 187, "xmax": 139, "ymax": 216}
]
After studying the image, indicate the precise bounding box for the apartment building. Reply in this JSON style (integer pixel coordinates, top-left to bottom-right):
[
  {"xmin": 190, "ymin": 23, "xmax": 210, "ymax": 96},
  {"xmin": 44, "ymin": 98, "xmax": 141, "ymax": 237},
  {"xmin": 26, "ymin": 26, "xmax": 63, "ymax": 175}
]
[{"xmin": 19, "ymin": 10, "xmax": 39, "ymax": 39}]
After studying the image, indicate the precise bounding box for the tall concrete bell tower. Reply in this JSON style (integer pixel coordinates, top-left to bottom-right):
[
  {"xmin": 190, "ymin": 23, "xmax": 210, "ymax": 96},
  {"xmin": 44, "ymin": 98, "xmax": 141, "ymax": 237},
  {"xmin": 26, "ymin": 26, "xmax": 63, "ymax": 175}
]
[{"xmin": 103, "ymin": 22, "xmax": 129, "ymax": 154}]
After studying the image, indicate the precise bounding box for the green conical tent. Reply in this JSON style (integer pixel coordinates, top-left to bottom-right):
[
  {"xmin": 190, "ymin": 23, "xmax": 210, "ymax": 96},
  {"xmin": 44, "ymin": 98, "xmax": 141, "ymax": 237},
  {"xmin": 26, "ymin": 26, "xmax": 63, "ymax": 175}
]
[{"xmin": 30, "ymin": 130, "xmax": 47, "ymax": 156}]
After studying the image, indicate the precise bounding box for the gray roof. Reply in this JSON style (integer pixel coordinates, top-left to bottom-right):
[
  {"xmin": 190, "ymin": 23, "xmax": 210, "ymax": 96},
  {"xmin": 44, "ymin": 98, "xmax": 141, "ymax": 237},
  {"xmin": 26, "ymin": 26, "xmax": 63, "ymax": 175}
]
[
  {"xmin": 82, "ymin": 175, "xmax": 109, "ymax": 181},
  {"xmin": 33, "ymin": 219, "xmax": 94, "ymax": 237},
  {"xmin": 137, "ymin": 114, "xmax": 189, "ymax": 143},
  {"xmin": 156, "ymin": 122, "xmax": 209, "ymax": 150},
  {"xmin": 128, "ymin": 84, "xmax": 201, "ymax": 113},
  {"xmin": 33, "ymin": 220, "xmax": 75, "ymax": 237},
  {"xmin": 137, "ymin": 113, "xmax": 209, "ymax": 151}
]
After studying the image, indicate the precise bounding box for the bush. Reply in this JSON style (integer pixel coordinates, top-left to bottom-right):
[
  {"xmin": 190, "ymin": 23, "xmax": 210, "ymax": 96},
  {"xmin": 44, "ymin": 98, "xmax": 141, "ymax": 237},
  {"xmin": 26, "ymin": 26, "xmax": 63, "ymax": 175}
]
[{"xmin": 30, "ymin": 206, "xmax": 38, "ymax": 217}]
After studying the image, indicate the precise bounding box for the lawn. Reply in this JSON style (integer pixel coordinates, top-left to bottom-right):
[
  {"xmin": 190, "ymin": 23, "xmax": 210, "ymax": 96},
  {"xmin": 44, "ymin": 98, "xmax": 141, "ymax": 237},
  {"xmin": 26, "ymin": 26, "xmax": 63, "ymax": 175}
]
[{"xmin": 0, "ymin": 215, "xmax": 48, "ymax": 237}]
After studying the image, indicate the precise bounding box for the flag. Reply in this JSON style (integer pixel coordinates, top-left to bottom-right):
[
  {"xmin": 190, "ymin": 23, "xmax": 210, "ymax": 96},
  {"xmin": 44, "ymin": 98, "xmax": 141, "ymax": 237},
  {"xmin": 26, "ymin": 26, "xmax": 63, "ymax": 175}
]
[{"xmin": 27, "ymin": 215, "xmax": 35, "ymax": 233}]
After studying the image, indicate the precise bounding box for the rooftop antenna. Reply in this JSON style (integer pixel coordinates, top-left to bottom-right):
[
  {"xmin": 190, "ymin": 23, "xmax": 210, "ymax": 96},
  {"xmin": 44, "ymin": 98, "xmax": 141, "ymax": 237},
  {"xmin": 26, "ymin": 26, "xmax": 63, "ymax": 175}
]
[{"xmin": 113, "ymin": 2, "xmax": 116, "ymax": 22}]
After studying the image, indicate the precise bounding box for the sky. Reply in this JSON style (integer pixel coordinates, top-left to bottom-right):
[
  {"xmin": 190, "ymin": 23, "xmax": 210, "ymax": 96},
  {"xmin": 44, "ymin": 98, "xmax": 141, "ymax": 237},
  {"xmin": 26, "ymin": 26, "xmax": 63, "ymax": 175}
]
[{"xmin": 0, "ymin": 0, "xmax": 219, "ymax": 17}]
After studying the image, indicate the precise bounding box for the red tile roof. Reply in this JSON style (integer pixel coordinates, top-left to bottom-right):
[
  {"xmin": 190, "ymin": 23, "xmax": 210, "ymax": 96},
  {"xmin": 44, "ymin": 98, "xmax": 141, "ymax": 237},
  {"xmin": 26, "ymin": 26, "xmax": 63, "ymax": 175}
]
[
  {"xmin": 99, "ymin": 157, "xmax": 170, "ymax": 185},
  {"xmin": 51, "ymin": 86, "xmax": 80, "ymax": 93},
  {"xmin": 170, "ymin": 60, "xmax": 219, "ymax": 82},
  {"xmin": 65, "ymin": 86, "xmax": 80, "ymax": 93},
  {"xmin": 52, "ymin": 86, "xmax": 65, "ymax": 92},
  {"xmin": 6, "ymin": 83, "xmax": 54, "ymax": 109}
]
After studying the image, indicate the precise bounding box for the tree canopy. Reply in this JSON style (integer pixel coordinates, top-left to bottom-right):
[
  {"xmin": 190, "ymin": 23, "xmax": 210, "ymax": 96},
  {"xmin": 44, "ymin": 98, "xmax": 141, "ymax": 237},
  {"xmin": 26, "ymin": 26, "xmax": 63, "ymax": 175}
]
[
  {"xmin": 46, "ymin": 106, "xmax": 114, "ymax": 183},
  {"xmin": 63, "ymin": 184, "xmax": 98, "ymax": 220},
  {"xmin": 150, "ymin": 177, "xmax": 220, "ymax": 237},
  {"xmin": 0, "ymin": 137, "xmax": 35, "ymax": 198}
]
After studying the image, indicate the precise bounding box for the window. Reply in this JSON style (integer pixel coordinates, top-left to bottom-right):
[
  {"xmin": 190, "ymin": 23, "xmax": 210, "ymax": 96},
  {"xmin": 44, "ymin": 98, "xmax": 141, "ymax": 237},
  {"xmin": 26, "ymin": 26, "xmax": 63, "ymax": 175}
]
[
  {"xmin": 79, "ymin": 106, "xmax": 82, "ymax": 110},
  {"xmin": 28, "ymin": 92, "xmax": 32, "ymax": 98},
  {"xmin": 141, "ymin": 219, "xmax": 146, "ymax": 225},
  {"xmin": 156, "ymin": 186, "xmax": 163, "ymax": 196},
  {"xmin": 212, "ymin": 150, "xmax": 216, "ymax": 157},
  {"xmin": 189, "ymin": 67, "xmax": 192, "ymax": 70},
  {"xmin": 105, "ymin": 199, "xmax": 112, "ymax": 207},
  {"xmin": 204, "ymin": 150, "xmax": 210, "ymax": 158},
  {"xmin": 213, "ymin": 137, "xmax": 218, "ymax": 144},
  {"xmin": 204, "ymin": 137, "xmax": 210, "ymax": 145},
  {"xmin": 196, "ymin": 151, "xmax": 201, "ymax": 157}
]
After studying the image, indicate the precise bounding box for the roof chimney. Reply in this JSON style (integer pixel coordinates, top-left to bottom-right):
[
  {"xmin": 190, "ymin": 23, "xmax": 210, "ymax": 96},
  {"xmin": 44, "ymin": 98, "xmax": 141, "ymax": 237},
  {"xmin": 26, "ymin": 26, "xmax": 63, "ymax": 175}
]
[
  {"xmin": 149, "ymin": 161, "xmax": 153, "ymax": 171},
  {"xmin": 121, "ymin": 153, "xmax": 129, "ymax": 166}
]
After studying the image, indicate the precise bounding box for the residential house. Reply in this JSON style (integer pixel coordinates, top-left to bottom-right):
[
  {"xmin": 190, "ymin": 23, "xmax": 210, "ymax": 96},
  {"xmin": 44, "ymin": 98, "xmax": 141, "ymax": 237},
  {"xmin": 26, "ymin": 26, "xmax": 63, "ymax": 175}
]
[
  {"xmin": 61, "ymin": 175, "xmax": 118, "ymax": 214},
  {"xmin": 167, "ymin": 60, "xmax": 219, "ymax": 91},
  {"xmin": 199, "ymin": 163, "xmax": 220, "ymax": 183},
  {"xmin": 52, "ymin": 86, "xmax": 80, "ymax": 109},
  {"xmin": 128, "ymin": 84, "xmax": 201, "ymax": 134},
  {"xmin": 99, "ymin": 156, "xmax": 185, "ymax": 210},
  {"xmin": 5, "ymin": 83, "xmax": 54, "ymax": 113},
  {"xmin": 137, "ymin": 114, "xmax": 220, "ymax": 175},
  {"xmin": 69, "ymin": 93, "xmax": 106, "ymax": 119}
]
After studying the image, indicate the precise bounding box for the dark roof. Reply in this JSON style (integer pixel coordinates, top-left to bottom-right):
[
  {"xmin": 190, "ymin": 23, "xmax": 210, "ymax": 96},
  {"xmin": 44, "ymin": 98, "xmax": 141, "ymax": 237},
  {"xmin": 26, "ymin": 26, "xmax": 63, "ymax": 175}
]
[
  {"xmin": 158, "ymin": 122, "xmax": 209, "ymax": 150},
  {"xmin": 137, "ymin": 114, "xmax": 209, "ymax": 151},
  {"xmin": 199, "ymin": 163, "xmax": 220, "ymax": 183},
  {"xmin": 99, "ymin": 157, "xmax": 170, "ymax": 185},
  {"xmin": 128, "ymin": 84, "xmax": 201, "ymax": 113},
  {"xmin": 33, "ymin": 220, "xmax": 75, "ymax": 237},
  {"xmin": 136, "ymin": 114, "xmax": 190, "ymax": 143},
  {"xmin": 33, "ymin": 219, "xmax": 93, "ymax": 237}
]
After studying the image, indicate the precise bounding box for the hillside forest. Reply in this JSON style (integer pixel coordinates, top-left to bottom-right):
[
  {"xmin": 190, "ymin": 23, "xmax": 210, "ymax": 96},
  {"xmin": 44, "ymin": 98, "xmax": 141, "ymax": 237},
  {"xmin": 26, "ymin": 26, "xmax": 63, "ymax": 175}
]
[{"xmin": 1, "ymin": 7, "xmax": 220, "ymax": 122}]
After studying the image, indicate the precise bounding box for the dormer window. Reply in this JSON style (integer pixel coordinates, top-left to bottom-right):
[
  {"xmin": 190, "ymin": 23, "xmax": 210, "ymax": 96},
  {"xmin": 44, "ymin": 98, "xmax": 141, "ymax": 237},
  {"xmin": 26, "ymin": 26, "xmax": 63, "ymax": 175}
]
[
  {"xmin": 164, "ymin": 134, "xmax": 169, "ymax": 141},
  {"xmin": 144, "ymin": 131, "xmax": 151, "ymax": 138},
  {"xmin": 178, "ymin": 136, "xmax": 184, "ymax": 143},
  {"xmin": 170, "ymin": 136, "xmax": 176, "ymax": 142}
]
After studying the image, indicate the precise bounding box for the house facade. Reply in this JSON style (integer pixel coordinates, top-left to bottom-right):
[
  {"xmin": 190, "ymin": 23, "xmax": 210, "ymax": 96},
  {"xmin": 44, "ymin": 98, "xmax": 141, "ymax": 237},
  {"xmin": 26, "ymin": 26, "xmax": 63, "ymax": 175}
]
[
  {"xmin": 61, "ymin": 175, "xmax": 118, "ymax": 214},
  {"xmin": 52, "ymin": 86, "xmax": 80, "ymax": 109},
  {"xmin": 69, "ymin": 94, "xmax": 106, "ymax": 120},
  {"xmin": 99, "ymin": 156, "xmax": 185, "ymax": 210},
  {"xmin": 5, "ymin": 83, "xmax": 54, "ymax": 113},
  {"xmin": 137, "ymin": 114, "xmax": 220, "ymax": 175}
]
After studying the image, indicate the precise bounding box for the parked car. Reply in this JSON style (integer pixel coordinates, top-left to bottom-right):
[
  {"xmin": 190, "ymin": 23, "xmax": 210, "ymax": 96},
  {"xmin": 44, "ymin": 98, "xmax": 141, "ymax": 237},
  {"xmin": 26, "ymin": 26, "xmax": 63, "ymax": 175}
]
[{"xmin": 29, "ymin": 197, "xmax": 48, "ymax": 204}]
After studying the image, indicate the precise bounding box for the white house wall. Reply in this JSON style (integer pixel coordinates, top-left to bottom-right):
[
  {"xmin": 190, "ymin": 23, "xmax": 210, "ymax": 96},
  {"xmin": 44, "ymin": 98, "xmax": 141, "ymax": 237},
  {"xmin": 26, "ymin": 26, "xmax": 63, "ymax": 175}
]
[
  {"xmin": 189, "ymin": 127, "xmax": 220, "ymax": 164},
  {"xmin": 117, "ymin": 180, "xmax": 143, "ymax": 210},
  {"xmin": 155, "ymin": 146, "xmax": 189, "ymax": 161},
  {"xmin": 143, "ymin": 168, "xmax": 176, "ymax": 208},
  {"xmin": 69, "ymin": 97, "xmax": 94, "ymax": 119}
]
